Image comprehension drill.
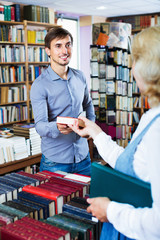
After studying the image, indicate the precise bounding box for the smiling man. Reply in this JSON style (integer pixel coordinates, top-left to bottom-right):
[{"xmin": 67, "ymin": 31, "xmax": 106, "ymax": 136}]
[{"xmin": 30, "ymin": 27, "xmax": 95, "ymax": 175}]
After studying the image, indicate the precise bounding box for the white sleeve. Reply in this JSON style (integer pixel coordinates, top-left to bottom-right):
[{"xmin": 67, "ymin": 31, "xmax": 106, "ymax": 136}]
[{"xmin": 93, "ymin": 131, "xmax": 124, "ymax": 168}]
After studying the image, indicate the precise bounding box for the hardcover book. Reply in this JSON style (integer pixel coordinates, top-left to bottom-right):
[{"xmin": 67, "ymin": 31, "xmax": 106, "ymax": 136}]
[
  {"xmin": 18, "ymin": 191, "xmax": 55, "ymax": 219},
  {"xmin": 47, "ymin": 214, "xmax": 92, "ymax": 240},
  {"xmin": 57, "ymin": 116, "xmax": 85, "ymax": 128},
  {"xmin": 22, "ymin": 185, "xmax": 62, "ymax": 214},
  {"xmin": 21, "ymin": 216, "xmax": 70, "ymax": 240},
  {"xmin": 0, "ymin": 203, "xmax": 28, "ymax": 219},
  {"xmin": 2, "ymin": 201, "xmax": 34, "ymax": 219},
  {"xmin": 90, "ymin": 162, "xmax": 152, "ymax": 207},
  {"xmin": 17, "ymin": 171, "xmax": 46, "ymax": 184}
]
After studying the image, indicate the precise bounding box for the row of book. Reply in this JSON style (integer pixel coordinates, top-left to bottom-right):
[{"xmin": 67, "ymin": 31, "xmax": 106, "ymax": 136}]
[
  {"xmin": 109, "ymin": 14, "xmax": 160, "ymax": 30},
  {"xmin": 27, "ymin": 29, "xmax": 47, "ymax": 44},
  {"xmin": 0, "ymin": 105, "xmax": 28, "ymax": 124},
  {"xmin": 23, "ymin": 5, "xmax": 50, "ymax": 23},
  {"xmin": 0, "ymin": 25, "xmax": 24, "ymax": 42},
  {"xmin": 28, "ymin": 65, "xmax": 47, "ymax": 82},
  {"xmin": 0, "ymin": 4, "xmax": 21, "ymax": 22},
  {"xmin": 0, "ymin": 85, "xmax": 27, "ymax": 104},
  {"xmin": 106, "ymin": 110, "xmax": 133, "ymax": 126},
  {"xmin": 0, "ymin": 66, "xmax": 26, "ymax": 83},
  {"xmin": 0, "ymin": 45, "xmax": 25, "ymax": 63},
  {"xmin": 91, "ymin": 78, "xmax": 133, "ymax": 96},
  {"xmin": 28, "ymin": 46, "xmax": 49, "ymax": 62},
  {"xmin": 91, "ymin": 45, "xmax": 131, "ymax": 68},
  {"xmin": 90, "ymin": 62, "xmax": 132, "ymax": 82}
]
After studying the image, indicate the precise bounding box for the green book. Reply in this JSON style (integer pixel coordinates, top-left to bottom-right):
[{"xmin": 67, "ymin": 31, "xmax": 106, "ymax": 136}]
[
  {"xmin": 46, "ymin": 214, "xmax": 92, "ymax": 240},
  {"xmin": 0, "ymin": 203, "xmax": 28, "ymax": 219},
  {"xmin": 90, "ymin": 162, "xmax": 152, "ymax": 208}
]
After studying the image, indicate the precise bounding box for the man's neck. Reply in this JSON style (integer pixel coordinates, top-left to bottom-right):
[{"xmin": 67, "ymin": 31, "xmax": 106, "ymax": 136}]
[{"xmin": 51, "ymin": 63, "xmax": 68, "ymax": 80}]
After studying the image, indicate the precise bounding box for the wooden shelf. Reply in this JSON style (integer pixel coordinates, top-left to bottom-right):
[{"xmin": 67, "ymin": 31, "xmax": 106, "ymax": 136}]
[
  {"xmin": 0, "ymin": 100, "xmax": 27, "ymax": 106},
  {"xmin": 0, "ymin": 154, "xmax": 42, "ymax": 175}
]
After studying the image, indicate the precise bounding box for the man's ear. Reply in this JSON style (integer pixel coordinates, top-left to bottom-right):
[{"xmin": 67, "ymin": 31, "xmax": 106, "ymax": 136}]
[{"xmin": 45, "ymin": 47, "xmax": 50, "ymax": 57}]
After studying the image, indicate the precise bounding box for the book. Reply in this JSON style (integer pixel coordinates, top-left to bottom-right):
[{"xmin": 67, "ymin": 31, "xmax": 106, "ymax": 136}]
[
  {"xmin": 57, "ymin": 116, "xmax": 85, "ymax": 128},
  {"xmin": 0, "ymin": 176, "xmax": 23, "ymax": 192},
  {"xmin": 47, "ymin": 214, "xmax": 92, "ymax": 240},
  {"xmin": 0, "ymin": 210, "xmax": 18, "ymax": 223},
  {"xmin": 0, "ymin": 182, "xmax": 17, "ymax": 200},
  {"xmin": 0, "ymin": 190, "xmax": 6, "ymax": 203},
  {"xmin": 17, "ymin": 171, "xmax": 47, "ymax": 184},
  {"xmin": 62, "ymin": 201, "xmax": 98, "ymax": 223},
  {"xmin": 18, "ymin": 191, "xmax": 55, "ymax": 218},
  {"xmin": 90, "ymin": 162, "xmax": 152, "ymax": 208},
  {"xmin": 12, "ymin": 199, "xmax": 39, "ymax": 220},
  {"xmin": 8, "ymin": 218, "xmax": 64, "ymax": 240},
  {"xmin": 10, "ymin": 172, "xmax": 39, "ymax": 186},
  {"xmin": 0, "ymin": 187, "xmax": 12, "ymax": 202},
  {"xmin": 38, "ymin": 183, "xmax": 71, "ymax": 203},
  {"xmin": 22, "ymin": 185, "xmax": 63, "ymax": 214},
  {"xmin": 0, "ymin": 203, "xmax": 28, "ymax": 219},
  {"xmin": 21, "ymin": 216, "xmax": 70, "ymax": 240},
  {"xmin": 62, "ymin": 211, "xmax": 100, "ymax": 240},
  {"xmin": 2, "ymin": 201, "xmax": 35, "ymax": 219}
]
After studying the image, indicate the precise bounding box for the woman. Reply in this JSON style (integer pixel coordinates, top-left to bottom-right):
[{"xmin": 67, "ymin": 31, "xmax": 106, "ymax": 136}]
[{"xmin": 69, "ymin": 26, "xmax": 160, "ymax": 240}]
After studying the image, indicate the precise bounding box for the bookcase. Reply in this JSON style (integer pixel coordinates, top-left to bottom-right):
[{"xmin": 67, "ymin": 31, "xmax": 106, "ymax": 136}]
[
  {"xmin": 0, "ymin": 19, "xmax": 59, "ymax": 126},
  {"xmin": 90, "ymin": 45, "xmax": 133, "ymax": 149}
]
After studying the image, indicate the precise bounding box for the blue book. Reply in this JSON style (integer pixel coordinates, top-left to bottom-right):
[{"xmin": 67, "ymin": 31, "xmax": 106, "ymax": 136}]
[
  {"xmin": 0, "ymin": 185, "xmax": 12, "ymax": 202},
  {"xmin": 10, "ymin": 173, "xmax": 39, "ymax": 186},
  {"xmin": 0, "ymin": 189, "xmax": 5, "ymax": 203},
  {"xmin": 18, "ymin": 191, "xmax": 55, "ymax": 219},
  {"xmin": 0, "ymin": 176, "xmax": 23, "ymax": 192},
  {"xmin": 0, "ymin": 182, "xmax": 17, "ymax": 199},
  {"xmin": 13, "ymin": 199, "xmax": 42, "ymax": 220}
]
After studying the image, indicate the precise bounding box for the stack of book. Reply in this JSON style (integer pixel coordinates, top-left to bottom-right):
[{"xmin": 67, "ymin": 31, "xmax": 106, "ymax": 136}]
[
  {"xmin": 1, "ymin": 216, "xmax": 70, "ymax": 240},
  {"xmin": 13, "ymin": 123, "xmax": 41, "ymax": 156}
]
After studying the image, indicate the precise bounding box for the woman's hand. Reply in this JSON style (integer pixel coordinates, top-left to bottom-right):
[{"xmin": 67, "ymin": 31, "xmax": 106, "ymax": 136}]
[
  {"xmin": 68, "ymin": 117, "xmax": 102, "ymax": 140},
  {"xmin": 87, "ymin": 197, "xmax": 111, "ymax": 222}
]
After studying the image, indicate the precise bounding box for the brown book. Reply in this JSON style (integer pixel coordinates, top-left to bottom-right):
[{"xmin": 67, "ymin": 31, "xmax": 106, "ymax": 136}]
[{"xmin": 57, "ymin": 116, "xmax": 85, "ymax": 128}]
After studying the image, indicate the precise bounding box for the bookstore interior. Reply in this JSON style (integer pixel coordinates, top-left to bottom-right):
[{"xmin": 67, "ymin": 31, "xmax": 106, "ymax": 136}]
[{"xmin": 0, "ymin": 0, "xmax": 159, "ymax": 239}]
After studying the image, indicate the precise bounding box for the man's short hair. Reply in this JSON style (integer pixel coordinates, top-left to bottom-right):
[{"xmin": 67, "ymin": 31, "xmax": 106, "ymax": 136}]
[{"xmin": 45, "ymin": 27, "xmax": 73, "ymax": 49}]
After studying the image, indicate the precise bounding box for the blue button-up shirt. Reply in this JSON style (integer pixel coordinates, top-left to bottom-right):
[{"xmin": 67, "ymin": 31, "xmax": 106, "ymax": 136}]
[{"xmin": 30, "ymin": 65, "xmax": 95, "ymax": 163}]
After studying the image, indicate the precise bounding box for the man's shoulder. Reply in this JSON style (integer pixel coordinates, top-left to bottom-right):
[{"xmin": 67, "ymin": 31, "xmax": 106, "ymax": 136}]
[{"xmin": 70, "ymin": 68, "xmax": 85, "ymax": 79}]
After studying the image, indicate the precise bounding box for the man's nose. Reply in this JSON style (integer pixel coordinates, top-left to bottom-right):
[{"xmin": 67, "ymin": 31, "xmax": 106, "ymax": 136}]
[{"xmin": 61, "ymin": 45, "xmax": 68, "ymax": 54}]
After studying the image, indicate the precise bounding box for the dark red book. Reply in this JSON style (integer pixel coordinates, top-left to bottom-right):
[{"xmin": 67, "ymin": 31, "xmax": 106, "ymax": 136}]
[
  {"xmin": 38, "ymin": 183, "xmax": 71, "ymax": 203},
  {"xmin": 17, "ymin": 171, "xmax": 47, "ymax": 184},
  {"xmin": 22, "ymin": 185, "xmax": 63, "ymax": 214},
  {"xmin": 21, "ymin": 217, "xmax": 70, "ymax": 240}
]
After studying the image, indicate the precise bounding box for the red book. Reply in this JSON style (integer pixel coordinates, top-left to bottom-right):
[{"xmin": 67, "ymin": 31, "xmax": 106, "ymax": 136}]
[
  {"xmin": 11, "ymin": 6, "xmax": 15, "ymax": 21},
  {"xmin": 1, "ymin": 222, "xmax": 61, "ymax": 240},
  {"xmin": 38, "ymin": 183, "xmax": 71, "ymax": 203},
  {"xmin": 42, "ymin": 170, "xmax": 66, "ymax": 178},
  {"xmin": 17, "ymin": 171, "xmax": 47, "ymax": 184},
  {"xmin": 22, "ymin": 185, "xmax": 63, "ymax": 214},
  {"xmin": 12, "ymin": 219, "xmax": 64, "ymax": 240},
  {"xmin": 21, "ymin": 217, "xmax": 70, "ymax": 240}
]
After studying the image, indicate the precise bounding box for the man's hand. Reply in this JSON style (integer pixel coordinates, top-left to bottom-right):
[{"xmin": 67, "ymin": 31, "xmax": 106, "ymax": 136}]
[
  {"xmin": 87, "ymin": 197, "xmax": 111, "ymax": 222},
  {"xmin": 57, "ymin": 123, "xmax": 73, "ymax": 135}
]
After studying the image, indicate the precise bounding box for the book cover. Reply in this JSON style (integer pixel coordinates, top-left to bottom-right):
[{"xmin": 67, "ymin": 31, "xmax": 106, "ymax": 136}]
[
  {"xmin": 38, "ymin": 183, "xmax": 71, "ymax": 203},
  {"xmin": 0, "ymin": 187, "xmax": 12, "ymax": 202},
  {"xmin": 18, "ymin": 191, "xmax": 55, "ymax": 218},
  {"xmin": 10, "ymin": 172, "xmax": 39, "ymax": 186},
  {"xmin": 57, "ymin": 116, "xmax": 85, "ymax": 128},
  {"xmin": 90, "ymin": 162, "xmax": 152, "ymax": 208},
  {"xmin": 41, "ymin": 171, "xmax": 88, "ymax": 196},
  {"xmin": 17, "ymin": 171, "xmax": 45, "ymax": 184},
  {"xmin": 10, "ymin": 219, "xmax": 64, "ymax": 240},
  {"xmin": 47, "ymin": 214, "xmax": 92, "ymax": 240},
  {"xmin": 48, "ymin": 176, "xmax": 84, "ymax": 198},
  {"xmin": 62, "ymin": 211, "xmax": 100, "ymax": 240},
  {"xmin": 21, "ymin": 216, "xmax": 70, "ymax": 240},
  {"xmin": 2, "ymin": 201, "xmax": 34, "ymax": 219},
  {"xmin": 0, "ymin": 182, "xmax": 17, "ymax": 200},
  {"xmin": 14, "ymin": 198, "xmax": 43, "ymax": 220},
  {"xmin": 0, "ymin": 176, "xmax": 23, "ymax": 192},
  {"xmin": 0, "ymin": 203, "xmax": 28, "ymax": 219},
  {"xmin": 22, "ymin": 185, "xmax": 63, "ymax": 214},
  {"xmin": 62, "ymin": 201, "xmax": 98, "ymax": 223},
  {"xmin": 0, "ymin": 210, "xmax": 18, "ymax": 223}
]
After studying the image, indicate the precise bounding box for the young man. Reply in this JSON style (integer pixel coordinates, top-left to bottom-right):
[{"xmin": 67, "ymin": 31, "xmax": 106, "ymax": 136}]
[{"xmin": 30, "ymin": 27, "xmax": 95, "ymax": 176}]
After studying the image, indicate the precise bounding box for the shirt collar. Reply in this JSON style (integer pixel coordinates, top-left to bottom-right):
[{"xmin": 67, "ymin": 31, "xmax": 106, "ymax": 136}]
[{"xmin": 47, "ymin": 65, "xmax": 73, "ymax": 81}]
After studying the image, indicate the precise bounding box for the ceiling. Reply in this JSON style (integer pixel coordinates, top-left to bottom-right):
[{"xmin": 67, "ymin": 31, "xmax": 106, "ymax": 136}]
[{"xmin": 2, "ymin": 0, "xmax": 160, "ymax": 17}]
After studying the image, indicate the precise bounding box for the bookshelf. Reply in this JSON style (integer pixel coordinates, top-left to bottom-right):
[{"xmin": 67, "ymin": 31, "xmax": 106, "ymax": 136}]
[
  {"xmin": 0, "ymin": 153, "xmax": 42, "ymax": 175},
  {"xmin": 0, "ymin": 19, "xmax": 59, "ymax": 126}
]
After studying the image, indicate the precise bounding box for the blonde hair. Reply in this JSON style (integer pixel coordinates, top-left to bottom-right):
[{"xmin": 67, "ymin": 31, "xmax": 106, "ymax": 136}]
[{"xmin": 132, "ymin": 26, "xmax": 160, "ymax": 107}]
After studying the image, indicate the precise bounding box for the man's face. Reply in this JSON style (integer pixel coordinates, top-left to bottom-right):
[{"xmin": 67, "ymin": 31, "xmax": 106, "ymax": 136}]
[{"xmin": 46, "ymin": 35, "xmax": 73, "ymax": 67}]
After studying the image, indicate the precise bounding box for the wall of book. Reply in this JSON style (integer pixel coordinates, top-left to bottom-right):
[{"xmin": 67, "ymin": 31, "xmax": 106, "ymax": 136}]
[
  {"xmin": 90, "ymin": 44, "xmax": 133, "ymax": 149},
  {"xmin": 106, "ymin": 12, "xmax": 160, "ymax": 32}
]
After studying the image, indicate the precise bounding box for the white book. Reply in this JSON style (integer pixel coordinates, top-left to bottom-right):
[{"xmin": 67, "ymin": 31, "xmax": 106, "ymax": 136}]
[{"xmin": 57, "ymin": 116, "xmax": 85, "ymax": 128}]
